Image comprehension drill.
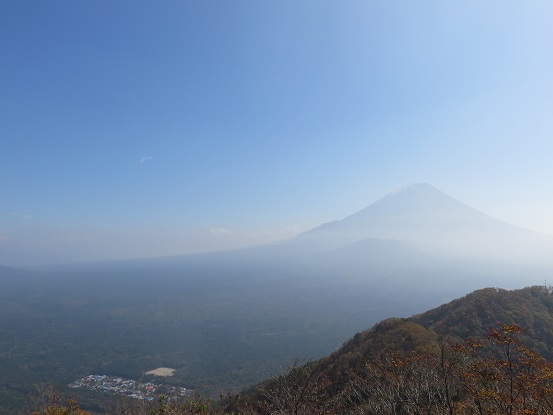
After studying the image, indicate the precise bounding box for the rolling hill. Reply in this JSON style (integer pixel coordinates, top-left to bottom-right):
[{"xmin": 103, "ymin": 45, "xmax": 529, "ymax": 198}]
[{"xmin": 321, "ymin": 285, "xmax": 553, "ymax": 375}]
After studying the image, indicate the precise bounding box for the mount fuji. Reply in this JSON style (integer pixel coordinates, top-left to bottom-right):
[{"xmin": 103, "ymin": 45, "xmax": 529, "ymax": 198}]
[{"xmin": 292, "ymin": 183, "xmax": 553, "ymax": 266}]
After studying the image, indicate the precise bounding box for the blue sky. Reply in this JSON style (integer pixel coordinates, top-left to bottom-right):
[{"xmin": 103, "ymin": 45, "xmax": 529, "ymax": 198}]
[{"xmin": 2, "ymin": 1, "xmax": 553, "ymax": 265}]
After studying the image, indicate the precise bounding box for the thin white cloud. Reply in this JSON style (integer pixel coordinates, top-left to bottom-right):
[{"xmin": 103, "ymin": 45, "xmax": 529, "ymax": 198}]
[
  {"xmin": 249, "ymin": 225, "xmax": 303, "ymax": 240},
  {"xmin": 139, "ymin": 156, "xmax": 153, "ymax": 164},
  {"xmin": 209, "ymin": 227, "xmax": 233, "ymax": 235}
]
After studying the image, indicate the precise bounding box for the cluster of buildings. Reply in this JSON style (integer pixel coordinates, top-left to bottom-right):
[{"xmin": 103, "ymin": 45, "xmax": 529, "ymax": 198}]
[{"xmin": 68, "ymin": 374, "xmax": 191, "ymax": 401}]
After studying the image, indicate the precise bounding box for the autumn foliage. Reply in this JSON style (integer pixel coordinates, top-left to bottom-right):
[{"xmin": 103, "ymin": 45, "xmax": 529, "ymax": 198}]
[
  {"xmin": 30, "ymin": 398, "xmax": 92, "ymax": 415},
  {"xmin": 346, "ymin": 323, "xmax": 553, "ymax": 415}
]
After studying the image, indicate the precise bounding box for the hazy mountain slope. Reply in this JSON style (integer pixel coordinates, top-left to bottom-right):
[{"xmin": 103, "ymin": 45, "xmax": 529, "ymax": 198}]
[
  {"xmin": 31, "ymin": 183, "xmax": 553, "ymax": 281},
  {"xmin": 327, "ymin": 238, "xmax": 429, "ymax": 264},
  {"xmin": 296, "ymin": 183, "xmax": 553, "ymax": 264}
]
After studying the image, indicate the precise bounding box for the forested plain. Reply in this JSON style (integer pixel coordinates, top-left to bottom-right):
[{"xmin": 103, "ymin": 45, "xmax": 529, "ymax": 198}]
[
  {"xmin": 0, "ymin": 254, "xmax": 453, "ymax": 415},
  {"xmin": 26, "ymin": 285, "xmax": 553, "ymax": 415}
]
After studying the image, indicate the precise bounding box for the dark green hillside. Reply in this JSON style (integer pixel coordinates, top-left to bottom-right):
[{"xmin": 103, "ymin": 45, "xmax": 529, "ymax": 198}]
[
  {"xmin": 246, "ymin": 285, "xmax": 553, "ymax": 395},
  {"xmin": 319, "ymin": 318, "xmax": 438, "ymax": 380},
  {"xmin": 319, "ymin": 285, "xmax": 553, "ymax": 375},
  {"xmin": 238, "ymin": 285, "xmax": 553, "ymax": 415},
  {"xmin": 413, "ymin": 285, "xmax": 553, "ymax": 359}
]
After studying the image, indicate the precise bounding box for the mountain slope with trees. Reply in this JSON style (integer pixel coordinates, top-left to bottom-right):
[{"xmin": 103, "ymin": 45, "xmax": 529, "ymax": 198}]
[
  {"xmin": 317, "ymin": 285, "xmax": 553, "ymax": 383},
  {"xmin": 238, "ymin": 285, "xmax": 553, "ymax": 415}
]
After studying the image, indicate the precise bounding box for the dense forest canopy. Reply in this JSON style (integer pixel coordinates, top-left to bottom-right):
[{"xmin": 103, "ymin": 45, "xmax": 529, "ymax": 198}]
[{"xmin": 24, "ymin": 286, "xmax": 553, "ymax": 415}]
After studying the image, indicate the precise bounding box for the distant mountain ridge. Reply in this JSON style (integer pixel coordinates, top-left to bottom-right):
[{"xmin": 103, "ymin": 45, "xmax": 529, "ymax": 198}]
[
  {"xmin": 25, "ymin": 183, "xmax": 553, "ymax": 298},
  {"xmin": 294, "ymin": 183, "xmax": 553, "ymax": 265},
  {"xmin": 22, "ymin": 183, "xmax": 553, "ymax": 272}
]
